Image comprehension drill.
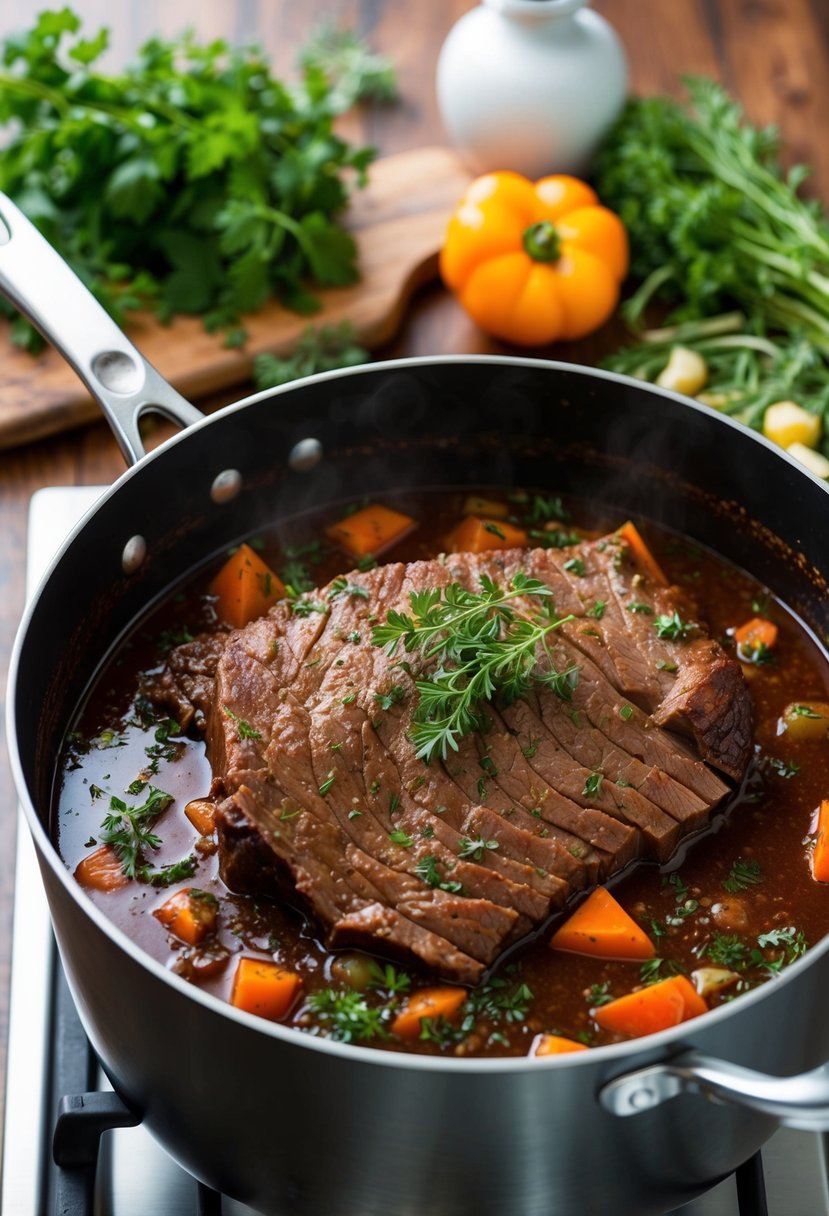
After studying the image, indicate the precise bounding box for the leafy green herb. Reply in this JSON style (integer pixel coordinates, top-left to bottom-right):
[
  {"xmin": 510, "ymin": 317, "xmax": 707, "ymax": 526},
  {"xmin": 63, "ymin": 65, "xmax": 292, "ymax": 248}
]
[
  {"xmin": 318, "ymin": 770, "xmax": 337, "ymax": 796},
  {"xmin": 789, "ymin": 704, "xmax": 822, "ymax": 718},
  {"xmin": 356, "ymin": 553, "xmax": 378, "ymax": 572},
  {"xmin": 703, "ymin": 932, "xmax": 749, "ymax": 970},
  {"xmin": 595, "ymin": 79, "xmax": 829, "ymax": 442},
  {"xmin": 328, "ymin": 575, "xmax": 371, "ymax": 601},
  {"xmin": 537, "ymin": 661, "xmax": 580, "ymax": 703},
  {"xmin": 366, "ymin": 961, "xmax": 411, "ymax": 997},
  {"xmin": 523, "ymin": 495, "xmax": 571, "ymax": 525},
  {"xmin": 619, "ymin": 704, "xmax": 634, "ymax": 721},
  {"xmin": 222, "ymin": 706, "xmax": 262, "ymax": 741},
  {"xmin": 627, "ymin": 601, "xmax": 654, "ymax": 616},
  {"xmin": 582, "ymin": 770, "xmax": 604, "ymax": 798},
  {"xmin": 723, "ymin": 858, "xmax": 763, "ymax": 893},
  {"xmin": 298, "ymin": 24, "xmax": 398, "ymax": 110},
  {"xmin": 373, "ymin": 684, "xmax": 407, "ymax": 712},
  {"xmin": 0, "ymin": 14, "xmax": 384, "ymax": 350},
  {"xmin": 291, "ymin": 598, "xmax": 329, "ymax": 618},
  {"xmin": 414, "ymin": 854, "xmax": 465, "ymax": 894},
  {"xmin": 656, "ymin": 659, "xmax": 678, "ymax": 673},
  {"xmin": 457, "ymin": 835, "xmax": 500, "ymax": 861},
  {"xmin": 256, "ymin": 325, "xmax": 369, "ymax": 391},
  {"xmin": 738, "ymin": 639, "xmax": 775, "ymax": 666},
  {"xmin": 484, "ymin": 522, "xmax": 506, "ymax": 540},
  {"xmin": 306, "ymin": 988, "xmax": 390, "ymax": 1043},
  {"xmin": 100, "ymin": 786, "xmax": 173, "ymax": 878},
  {"xmin": 586, "ymin": 600, "xmax": 606, "ymax": 620},
  {"xmin": 586, "ymin": 981, "xmax": 613, "ymax": 1007},
  {"xmin": 372, "ymin": 573, "xmax": 572, "ymax": 761},
  {"xmin": 138, "ymin": 853, "xmax": 198, "ymax": 886},
  {"xmin": 388, "ymin": 829, "xmax": 413, "ymax": 848},
  {"xmin": 563, "ymin": 557, "xmax": 586, "ymax": 577},
  {"xmin": 654, "ymin": 611, "xmax": 696, "ymax": 641},
  {"xmin": 639, "ymin": 957, "xmax": 683, "ymax": 985}
]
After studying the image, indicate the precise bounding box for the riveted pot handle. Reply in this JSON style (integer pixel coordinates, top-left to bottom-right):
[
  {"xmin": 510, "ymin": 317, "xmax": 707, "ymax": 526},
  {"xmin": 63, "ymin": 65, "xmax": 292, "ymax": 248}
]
[
  {"xmin": 0, "ymin": 192, "xmax": 204, "ymax": 465},
  {"xmin": 599, "ymin": 1051, "xmax": 829, "ymax": 1131}
]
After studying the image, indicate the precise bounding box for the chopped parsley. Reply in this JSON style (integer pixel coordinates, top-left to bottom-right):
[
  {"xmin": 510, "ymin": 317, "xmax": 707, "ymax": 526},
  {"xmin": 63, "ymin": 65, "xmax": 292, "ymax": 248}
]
[
  {"xmin": 318, "ymin": 770, "xmax": 337, "ymax": 796},
  {"xmin": 99, "ymin": 786, "xmax": 173, "ymax": 878},
  {"xmin": 723, "ymin": 858, "xmax": 763, "ymax": 893},
  {"xmin": 586, "ymin": 600, "xmax": 606, "ymax": 619},
  {"xmin": 222, "ymin": 705, "xmax": 262, "ymax": 741},
  {"xmin": 563, "ymin": 557, "xmax": 586, "ymax": 577},
  {"xmin": 627, "ymin": 601, "xmax": 654, "ymax": 615},
  {"xmin": 457, "ymin": 834, "xmax": 500, "ymax": 861},
  {"xmin": 582, "ymin": 770, "xmax": 604, "ymax": 798},
  {"xmin": 373, "ymin": 684, "xmax": 407, "ymax": 712},
  {"xmin": 619, "ymin": 704, "xmax": 634, "ymax": 721},
  {"xmin": 306, "ymin": 989, "xmax": 391, "ymax": 1043},
  {"xmin": 388, "ymin": 829, "xmax": 413, "ymax": 848},
  {"xmin": 654, "ymin": 611, "xmax": 696, "ymax": 641},
  {"xmin": 414, "ymin": 854, "xmax": 465, "ymax": 894}
]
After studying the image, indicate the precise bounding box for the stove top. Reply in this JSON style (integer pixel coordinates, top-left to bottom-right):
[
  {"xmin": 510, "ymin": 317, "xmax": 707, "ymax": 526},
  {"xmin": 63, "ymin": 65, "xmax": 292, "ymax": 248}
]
[{"xmin": 4, "ymin": 485, "xmax": 828, "ymax": 1215}]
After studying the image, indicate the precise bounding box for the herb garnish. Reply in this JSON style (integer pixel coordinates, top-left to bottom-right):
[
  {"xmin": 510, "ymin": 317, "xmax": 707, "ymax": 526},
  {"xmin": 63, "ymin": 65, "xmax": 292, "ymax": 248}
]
[
  {"xmin": 100, "ymin": 786, "xmax": 173, "ymax": 878},
  {"xmin": 723, "ymin": 858, "xmax": 763, "ymax": 893},
  {"xmin": 372, "ymin": 574, "xmax": 573, "ymax": 761},
  {"xmin": 654, "ymin": 611, "xmax": 696, "ymax": 641},
  {"xmin": 222, "ymin": 706, "xmax": 262, "ymax": 741},
  {"xmin": 457, "ymin": 835, "xmax": 500, "ymax": 861},
  {"xmin": 414, "ymin": 854, "xmax": 465, "ymax": 894}
]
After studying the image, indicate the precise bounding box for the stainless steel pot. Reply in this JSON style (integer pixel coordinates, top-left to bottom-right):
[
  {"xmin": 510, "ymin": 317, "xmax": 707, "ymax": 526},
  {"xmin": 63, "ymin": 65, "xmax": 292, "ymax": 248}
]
[{"xmin": 5, "ymin": 191, "xmax": 829, "ymax": 1216}]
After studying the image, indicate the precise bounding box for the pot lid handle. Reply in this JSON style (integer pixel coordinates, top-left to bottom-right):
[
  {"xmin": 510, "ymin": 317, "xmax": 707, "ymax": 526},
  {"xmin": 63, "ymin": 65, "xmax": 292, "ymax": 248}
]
[
  {"xmin": 0, "ymin": 193, "xmax": 204, "ymax": 466},
  {"xmin": 599, "ymin": 1050, "xmax": 829, "ymax": 1131}
]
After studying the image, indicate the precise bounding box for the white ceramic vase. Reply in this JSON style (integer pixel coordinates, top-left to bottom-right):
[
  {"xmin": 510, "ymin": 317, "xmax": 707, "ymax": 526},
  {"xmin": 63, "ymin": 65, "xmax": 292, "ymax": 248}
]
[{"xmin": 436, "ymin": 0, "xmax": 628, "ymax": 180}]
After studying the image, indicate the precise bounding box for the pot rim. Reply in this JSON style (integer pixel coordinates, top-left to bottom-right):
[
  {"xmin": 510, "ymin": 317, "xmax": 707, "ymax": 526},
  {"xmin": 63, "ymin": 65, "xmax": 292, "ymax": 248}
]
[{"xmin": 8, "ymin": 353, "xmax": 829, "ymax": 1076}]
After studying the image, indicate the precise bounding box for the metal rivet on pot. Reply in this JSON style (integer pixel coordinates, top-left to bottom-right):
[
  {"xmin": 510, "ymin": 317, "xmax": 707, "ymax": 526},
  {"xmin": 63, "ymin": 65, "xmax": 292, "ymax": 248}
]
[
  {"xmin": 628, "ymin": 1087, "xmax": 656, "ymax": 1111},
  {"xmin": 211, "ymin": 469, "xmax": 242, "ymax": 504},
  {"xmin": 121, "ymin": 534, "xmax": 147, "ymax": 575},
  {"xmin": 91, "ymin": 350, "xmax": 144, "ymax": 395},
  {"xmin": 288, "ymin": 438, "xmax": 323, "ymax": 471}
]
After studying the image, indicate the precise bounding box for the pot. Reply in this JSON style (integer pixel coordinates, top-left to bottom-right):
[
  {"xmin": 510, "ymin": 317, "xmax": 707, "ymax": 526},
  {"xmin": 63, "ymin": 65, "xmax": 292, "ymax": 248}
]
[{"xmin": 5, "ymin": 192, "xmax": 829, "ymax": 1216}]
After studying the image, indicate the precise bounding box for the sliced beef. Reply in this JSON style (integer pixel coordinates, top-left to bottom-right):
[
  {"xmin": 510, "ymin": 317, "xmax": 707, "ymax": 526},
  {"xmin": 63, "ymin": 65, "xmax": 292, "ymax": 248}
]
[{"xmin": 152, "ymin": 528, "xmax": 754, "ymax": 983}]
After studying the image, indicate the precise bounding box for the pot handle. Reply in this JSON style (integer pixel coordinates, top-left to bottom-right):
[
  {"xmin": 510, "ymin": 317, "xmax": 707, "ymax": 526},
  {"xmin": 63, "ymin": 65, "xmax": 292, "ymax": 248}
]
[
  {"xmin": 599, "ymin": 1050, "xmax": 829, "ymax": 1131},
  {"xmin": 0, "ymin": 192, "xmax": 204, "ymax": 465}
]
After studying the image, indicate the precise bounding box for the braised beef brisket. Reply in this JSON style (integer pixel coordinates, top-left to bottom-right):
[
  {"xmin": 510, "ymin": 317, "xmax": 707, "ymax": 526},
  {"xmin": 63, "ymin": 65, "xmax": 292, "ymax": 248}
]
[{"xmin": 151, "ymin": 531, "xmax": 754, "ymax": 984}]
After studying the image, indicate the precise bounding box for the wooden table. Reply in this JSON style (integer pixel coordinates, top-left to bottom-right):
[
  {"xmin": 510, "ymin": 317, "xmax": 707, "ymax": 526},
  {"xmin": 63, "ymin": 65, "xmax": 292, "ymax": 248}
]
[{"xmin": 1, "ymin": 0, "xmax": 828, "ymax": 1136}]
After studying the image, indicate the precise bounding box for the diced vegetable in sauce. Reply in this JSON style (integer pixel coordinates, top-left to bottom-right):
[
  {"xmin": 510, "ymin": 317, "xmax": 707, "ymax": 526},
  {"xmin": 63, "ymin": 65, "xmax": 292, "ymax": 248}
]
[{"xmin": 55, "ymin": 488, "xmax": 829, "ymax": 1058}]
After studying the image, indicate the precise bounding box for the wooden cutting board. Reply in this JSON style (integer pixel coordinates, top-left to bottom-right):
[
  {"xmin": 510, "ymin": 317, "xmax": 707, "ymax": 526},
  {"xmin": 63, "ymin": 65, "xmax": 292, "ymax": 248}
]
[{"xmin": 0, "ymin": 145, "xmax": 473, "ymax": 450}]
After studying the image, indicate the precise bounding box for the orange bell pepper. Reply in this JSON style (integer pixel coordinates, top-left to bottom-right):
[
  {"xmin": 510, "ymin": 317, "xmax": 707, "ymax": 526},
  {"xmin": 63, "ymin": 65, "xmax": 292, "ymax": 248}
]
[{"xmin": 440, "ymin": 171, "xmax": 628, "ymax": 346}]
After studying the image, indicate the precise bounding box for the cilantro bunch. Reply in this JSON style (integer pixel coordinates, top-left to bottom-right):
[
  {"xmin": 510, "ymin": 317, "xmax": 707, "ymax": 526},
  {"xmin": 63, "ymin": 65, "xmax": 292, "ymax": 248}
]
[{"xmin": 0, "ymin": 9, "xmax": 387, "ymax": 350}]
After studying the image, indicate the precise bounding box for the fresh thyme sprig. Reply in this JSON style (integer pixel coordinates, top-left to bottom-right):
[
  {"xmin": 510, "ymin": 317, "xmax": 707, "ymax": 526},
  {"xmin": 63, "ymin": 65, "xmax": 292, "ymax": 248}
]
[{"xmin": 372, "ymin": 573, "xmax": 574, "ymax": 761}]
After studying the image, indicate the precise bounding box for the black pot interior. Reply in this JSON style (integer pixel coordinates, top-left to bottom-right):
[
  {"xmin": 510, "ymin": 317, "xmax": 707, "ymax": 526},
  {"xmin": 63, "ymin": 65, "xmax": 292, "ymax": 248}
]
[{"xmin": 13, "ymin": 358, "xmax": 829, "ymax": 829}]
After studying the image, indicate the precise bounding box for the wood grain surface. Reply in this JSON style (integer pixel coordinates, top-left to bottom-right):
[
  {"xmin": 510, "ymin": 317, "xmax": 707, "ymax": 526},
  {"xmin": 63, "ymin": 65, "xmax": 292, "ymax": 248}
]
[
  {"xmin": 0, "ymin": 146, "xmax": 472, "ymax": 448},
  {"xmin": 1, "ymin": 0, "xmax": 829, "ymax": 1152}
]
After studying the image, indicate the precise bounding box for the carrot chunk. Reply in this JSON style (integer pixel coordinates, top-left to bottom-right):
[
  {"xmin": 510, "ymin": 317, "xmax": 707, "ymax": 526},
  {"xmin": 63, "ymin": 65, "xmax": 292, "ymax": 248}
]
[
  {"xmin": 445, "ymin": 515, "xmax": 528, "ymax": 554},
  {"xmin": 208, "ymin": 543, "xmax": 285, "ymax": 629},
  {"xmin": 185, "ymin": 798, "xmax": 216, "ymax": 836},
  {"xmin": 812, "ymin": 800, "xmax": 829, "ymax": 882},
  {"xmin": 325, "ymin": 504, "xmax": 417, "ymax": 559},
  {"xmin": 617, "ymin": 521, "xmax": 668, "ymax": 587},
  {"xmin": 734, "ymin": 616, "xmax": 778, "ymax": 656},
  {"xmin": 531, "ymin": 1033, "xmax": 589, "ymax": 1057},
  {"xmin": 390, "ymin": 985, "xmax": 467, "ymax": 1039},
  {"xmin": 74, "ymin": 845, "xmax": 129, "ymax": 892},
  {"xmin": 594, "ymin": 975, "xmax": 707, "ymax": 1039},
  {"xmin": 549, "ymin": 887, "xmax": 655, "ymax": 960},
  {"xmin": 230, "ymin": 958, "xmax": 302, "ymax": 1021},
  {"xmin": 154, "ymin": 887, "xmax": 218, "ymax": 945}
]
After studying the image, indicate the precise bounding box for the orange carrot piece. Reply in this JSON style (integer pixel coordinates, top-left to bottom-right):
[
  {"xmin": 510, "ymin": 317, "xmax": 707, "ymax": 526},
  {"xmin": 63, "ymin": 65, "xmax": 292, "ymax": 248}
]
[
  {"xmin": 390, "ymin": 986, "xmax": 467, "ymax": 1039},
  {"xmin": 74, "ymin": 845, "xmax": 129, "ymax": 892},
  {"xmin": 594, "ymin": 975, "xmax": 707, "ymax": 1039},
  {"xmin": 734, "ymin": 617, "xmax": 778, "ymax": 651},
  {"xmin": 617, "ymin": 521, "xmax": 668, "ymax": 587},
  {"xmin": 812, "ymin": 800, "xmax": 829, "ymax": 882},
  {"xmin": 153, "ymin": 887, "xmax": 218, "ymax": 946},
  {"xmin": 325, "ymin": 504, "xmax": 417, "ymax": 559},
  {"xmin": 208, "ymin": 543, "xmax": 285, "ymax": 629},
  {"xmin": 185, "ymin": 799, "xmax": 216, "ymax": 837},
  {"xmin": 549, "ymin": 887, "xmax": 655, "ymax": 960},
  {"xmin": 445, "ymin": 515, "xmax": 528, "ymax": 554},
  {"xmin": 230, "ymin": 958, "xmax": 302, "ymax": 1021},
  {"xmin": 531, "ymin": 1033, "xmax": 589, "ymax": 1057}
]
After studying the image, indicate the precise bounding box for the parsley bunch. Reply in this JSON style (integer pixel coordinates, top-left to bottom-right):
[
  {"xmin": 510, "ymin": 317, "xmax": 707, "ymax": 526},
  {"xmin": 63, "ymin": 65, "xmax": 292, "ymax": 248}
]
[{"xmin": 0, "ymin": 10, "xmax": 387, "ymax": 350}]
